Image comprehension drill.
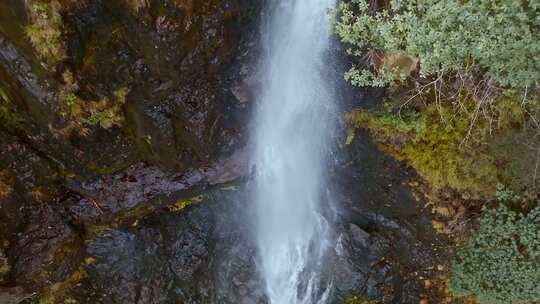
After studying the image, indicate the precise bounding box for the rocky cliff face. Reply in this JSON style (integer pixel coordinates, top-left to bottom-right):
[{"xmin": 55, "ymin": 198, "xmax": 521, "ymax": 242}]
[
  {"xmin": 2, "ymin": 0, "xmax": 260, "ymax": 171},
  {"xmin": 0, "ymin": 0, "xmax": 260, "ymax": 302},
  {"xmin": 0, "ymin": 1, "xmax": 447, "ymax": 303}
]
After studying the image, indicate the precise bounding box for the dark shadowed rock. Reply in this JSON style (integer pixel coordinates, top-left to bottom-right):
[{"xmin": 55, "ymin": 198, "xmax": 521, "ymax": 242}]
[
  {"xmin": 0, "ymin": 248, "xmax": 9, "ymax": 284},
  {"xmin": 0, "ymin": 36, "xmax": 55, "ymax": 111},
  {"xmin": 66, "ymin": 189, "xmax": 266, "ymax": 304},
  {"xmin": 84, "ymin": 228, "xmax": 174, "ymax": 303},
  {"xmin": 231, "ymin": 74, "xmax": 260, "ymax": 105},
  {"xmin": 9, "ymin": 205, "xmax": 85, "ymax": 289},
  {"xmin": 326, "ymin": 128, "xmax": 449, "ymax": 303},
  {"xmin": 0, "ymin": 287, "xmax": 30, "ymax": 304},
  {"xmin": 64, "ymin": 146, "xmax": 249, "ymax": 226},
  {"xmin": 348, "ymin": 223, "xmax": 371, "ymax": 248}
]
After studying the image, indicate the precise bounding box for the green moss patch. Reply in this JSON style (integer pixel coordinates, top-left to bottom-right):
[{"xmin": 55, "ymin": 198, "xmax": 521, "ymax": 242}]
[{"xmin": 347, "ymin": 93, "xmax": 535, "ymax": 199}]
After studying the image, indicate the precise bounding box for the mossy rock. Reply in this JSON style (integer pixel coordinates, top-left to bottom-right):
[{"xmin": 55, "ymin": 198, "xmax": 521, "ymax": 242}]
[{"xmin": 347, "ymin": 93, "xmax": 535, "ymax": 199}]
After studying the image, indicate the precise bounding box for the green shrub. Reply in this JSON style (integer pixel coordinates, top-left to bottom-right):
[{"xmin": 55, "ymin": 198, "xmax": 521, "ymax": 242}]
[
  {"xmin": 449, "ymin": 204, "xmax": 540, "ymax": 303},
  {"xmin": 335, "ymin": 0, "xmax": 540, "ymax": 88},
  {"xmin": 494, "ymin": 183, "xmax": 521, "ymax": 203}
]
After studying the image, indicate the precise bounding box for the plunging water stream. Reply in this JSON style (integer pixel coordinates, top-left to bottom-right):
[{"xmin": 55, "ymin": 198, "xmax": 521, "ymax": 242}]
[{"xmin": 252, "ymin": 1, "xmax": 336, "ymax": 303}]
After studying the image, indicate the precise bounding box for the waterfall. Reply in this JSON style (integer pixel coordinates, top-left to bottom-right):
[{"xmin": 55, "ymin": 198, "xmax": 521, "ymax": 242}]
[{"xmin": 251, "ymin": 0, "xmax": 336, "ymax": 303}]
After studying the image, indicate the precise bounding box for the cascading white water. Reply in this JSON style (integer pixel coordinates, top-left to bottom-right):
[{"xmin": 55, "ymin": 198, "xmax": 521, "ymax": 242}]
[{"xmin": 252, "ymin": 0, "xmax": 336, "ymax": 303}]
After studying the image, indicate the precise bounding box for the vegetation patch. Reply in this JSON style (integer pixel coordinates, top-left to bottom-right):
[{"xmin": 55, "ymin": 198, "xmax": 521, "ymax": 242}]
[
  {"xmin": 57, "ymin": 70, "xmax": 129, "ymax": 137},
  {"xmin": 167, "ymin": 195, "xmax": 204, "ymax": 213},
  {"xmin": 334, "ymin": 0, "xmax": 540, "ymax": 88},
  {"xmin": 25, "ymin": 1, "xmax": 67, "ymax": 68},
  {"xmin": 449, "ymin": 202, "xmax": 540, "ymax": 304}
]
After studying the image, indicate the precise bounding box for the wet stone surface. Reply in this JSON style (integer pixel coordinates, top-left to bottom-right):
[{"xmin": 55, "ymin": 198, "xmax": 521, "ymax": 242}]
[{"xmin": 67, "ymin": 189, "xmax": 267, "ymax": 304}]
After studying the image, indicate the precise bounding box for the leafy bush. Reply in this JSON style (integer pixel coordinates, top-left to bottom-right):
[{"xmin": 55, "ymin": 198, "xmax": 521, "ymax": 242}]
[
  {"xmin": 449, "ymin": 204, "xmax": 540, "ymax": 303},
  {"xmin": 495, "ymin": 183, "xmax": 521, "ymax": 203},
  {"xmin": 335, "ymin": 0, "xmax": 540, "ymax": 88}
]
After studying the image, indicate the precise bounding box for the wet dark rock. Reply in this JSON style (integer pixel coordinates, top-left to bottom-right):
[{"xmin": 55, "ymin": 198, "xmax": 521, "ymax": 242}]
[
  {"xmin": 330, "ymin": 218, "xmax": 416, "ymax": 302},
  {"xmin": 0, "ymin": 36, "xmax": 55, "ymax": 112},
  {"xmin": 9, "ymin": 204, "xmax": 85, "ymax": 290},
  {"xmin": 205, "ymin": 148, "xmax": 249, "ymax": 185},
  {"xmin": 0, "ymin": 149, "xmax": 85, "ymax": 294},
  {"xmin": 84, "ymin": 228, "xmax": 174, "ymax": 303},
  {"xmin": 63, "ymin": 0, "xmax": 262, "ymax": 169},
  {"xmin": 348, "ymin": 223, "xmax": 371, "ymax": 249},
  {"xmin": 1, "ymin": 0, "xmax": 260, "ymax": 177},
  {"xmin": 325, "ymin": 129, "xmax": 449, "ymax": 302},
  {"xmin": 66, "ymin": 190, "xmax": 266, "ymax": 304},
  {"xmin": 0, "ymin": 133, "xmax": 58, "ymax": 196},
  {"xmin": 231, "ymin": 74, "xmax": 260, "ymax": 105},
  {"xmin": 0, "ymin": 132, "xmax": 74, "ymax": 290},
  {"xmin": 65, "ymin": 147, "xmax": 248, "ymax": 226},
  {"xmin": 0, "ymin": 248, "xmax": 9, "ymax": 283},
  {"xmin": 0, "ymin": 38, "xmax": 93, "ymax": 177}
]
